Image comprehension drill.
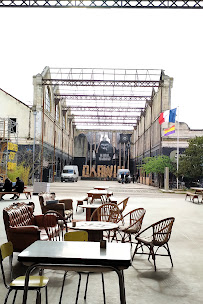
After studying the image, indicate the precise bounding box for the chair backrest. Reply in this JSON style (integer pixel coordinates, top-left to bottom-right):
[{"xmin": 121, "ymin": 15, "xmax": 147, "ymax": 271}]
[
  {"xmin": 0, "ymin": 241, "xmax": 13, "ymax": 287},
  {"xmin": 124, "ymin": 208, "xmax": 146, "ymax": 233},
  {"xmin": 90, "ymin": 203, "xmax": 123, "ymax": 224},
  {"xmin": 43, "ymin": 211, "xmax": 67, "ymax": 241},
  {"xmin": 117, "ymin": 197, "xmax": 129, "ymax": 213},
  {"xmin": 59, "ymin": 199, "xmax": 73, "ymax": 211},
  {"xmin": 152, "ymin": 217, "xmax": 175, "ymax": 246},
  {"xmin": 64, "ymin": 231, "xmax": 88, "ymax": 242}
]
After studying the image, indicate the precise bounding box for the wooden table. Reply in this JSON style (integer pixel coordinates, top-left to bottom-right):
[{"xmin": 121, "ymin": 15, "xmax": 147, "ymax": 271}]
[
  {"xmin": 67, "ymin": 221, "xmax": 118, "ymax": 241},
  {"xmin": 79, "ymin": 203, "xmax": 101, "ymax": 221},
  {"xmin": 18, "ymin": 240, "xmax": 131, "ymax": 304},
  {"xmin": 87, "ymin": 189, "xmax": 112, "ymax": 203},
  {"xmin": 191, "ymin": 187, "xmax": 203, "ymax": 193},
  {"xmin": 94, "ymin": 186, "xmax": 110, "ymax": 190}
]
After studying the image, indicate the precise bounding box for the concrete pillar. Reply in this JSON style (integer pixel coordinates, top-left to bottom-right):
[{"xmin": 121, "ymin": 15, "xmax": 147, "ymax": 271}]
[{"xmin": 164, "ymin": 167, "xmax": 169, "ymax": 191}]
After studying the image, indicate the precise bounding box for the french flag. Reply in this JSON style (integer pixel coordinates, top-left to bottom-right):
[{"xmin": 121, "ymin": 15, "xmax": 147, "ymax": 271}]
[{"xmin": 159, "ymin": 108, "xmax": 177, "ymax": 125}]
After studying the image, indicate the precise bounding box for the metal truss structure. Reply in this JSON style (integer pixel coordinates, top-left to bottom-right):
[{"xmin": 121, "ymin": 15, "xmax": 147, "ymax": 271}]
[
  {"xmin": 44, "ymin": 68, "xmax": 163, "ymax": 129},
  {"xmin": 0, "ymin": 118, "xmax": 18, "ymax": 182},
  {"xmin": 1, "ymin": 0, "xmax": 203, "ymax": 9}
]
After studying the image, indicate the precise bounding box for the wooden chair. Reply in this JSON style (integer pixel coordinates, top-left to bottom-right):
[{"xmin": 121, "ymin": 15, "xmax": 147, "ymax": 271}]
[
  {"xmin": 0, "ymin": 241, "xmax": 49, "ymax": 304},
  {"xmin": 59, "ymin": 231, "xmax": 106, "ymax": 304},
  {"xmin": 133, "ymin": 217, "xmax": 175, "ymax": 271},
  {"xmin": 43, "ymin": 211, "xmax": 68, "ymax": 241},
  {"xmin": 115, "ymin": 208, "xmax": 146, "ymax": 246}
]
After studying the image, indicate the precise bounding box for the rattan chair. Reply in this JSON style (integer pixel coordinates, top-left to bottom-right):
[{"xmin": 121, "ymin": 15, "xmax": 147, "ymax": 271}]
[
  {"xmin": 133, "ymin": 217, "xmax": 175, "ymax": 271},
  {"xmin": 117, "ymin": 197, "xmax": 129, "ymax": 214},
  {"xmin": 90, "ymin": 203, "xmax": 124, "ymax": 223},
  {"xmin": 43, "ymin": 211, "xmax": 68, "ymax": 241},
  {"xmin": 116, "ymin": 208, "xmax": 146, "ymax": 246},
  {"xmin": 0, "ymin": 241, "xmax": 49, "ymax": 304}
]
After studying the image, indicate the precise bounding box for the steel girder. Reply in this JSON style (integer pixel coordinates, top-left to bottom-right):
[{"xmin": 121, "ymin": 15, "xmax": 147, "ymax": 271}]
[
  {"xmin": 1, "ymin": 0, "xmax": 203, "ymax": 8},
  {"xmin": 55, "ymin": 94, "xmax": 150, "ymax": 102},
  {"xmin": 68, "ymin": 114, "xmax": 139, "ymax": 119},
  {"xmin": 74, "ymin": 121, "xmax": 136, "ymax": 126},
  {"xmin": 43, "ymin": 79, "xmax": 161, "ymax": 87},
  {"xmin": 63, "ymin": 106, "xmax": 144, "ymax": 112}
]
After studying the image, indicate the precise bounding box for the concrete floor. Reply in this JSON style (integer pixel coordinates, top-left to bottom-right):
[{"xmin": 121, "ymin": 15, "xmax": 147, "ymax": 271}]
[{"xmin": 0, "ymin": 180, "xmax": 203, "ymax": 304}]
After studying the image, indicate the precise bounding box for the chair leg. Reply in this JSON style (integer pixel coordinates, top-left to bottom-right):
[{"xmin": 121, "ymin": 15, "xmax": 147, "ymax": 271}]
[
  {"xmin": 150, "ymin": 247, "xmax": 156, "ymax": 271},
  {"xmin": 101, "ymin": 273, "xmax": 106, "ymax": 304},
  {"xmin": 84, "ymin": 273, "xmax": 90, "ymax": 300},
  {"xmin": 75, "ymin": 273, "xmax": 82, "ymax": 304},
  {"xmin": 45, "ymin": 286, "xmax": 48, "ymax": 304},
  {"xmin": 4, "ymin": 289, "xmax": 13, "ymax": 304},
  {"xmin": 166, "ymin": 243, "xmax": 173, "ymax": 267},
  {"xmin": 132, "ymin": 241, "xmax": 140, "ymax": 260},
  {"xmin": 59, "ymin": 271, "xmax": 67, "ymax": 304},
  {"xmin": 36, "ymin": 289, "xmax": 41, "ymax": 304},
  {"xmin": 12, "ymin": 290, "xmax": 18, "ymax": 304}
]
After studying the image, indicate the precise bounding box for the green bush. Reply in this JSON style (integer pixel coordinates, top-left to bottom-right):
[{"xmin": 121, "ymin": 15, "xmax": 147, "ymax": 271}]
[{"xmin": 7, "ymin": 164, "xmax": 30, "ymax": 185}]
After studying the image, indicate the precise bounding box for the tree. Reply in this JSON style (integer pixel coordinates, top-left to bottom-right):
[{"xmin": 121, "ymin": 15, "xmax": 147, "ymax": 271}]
[
  {"xmin": 142, "ymin": 155, "xmax": 174, "ymax": 188},
  {"xmin": 178, "ymin": 136, "xmax": 203, "ymax": 183}
]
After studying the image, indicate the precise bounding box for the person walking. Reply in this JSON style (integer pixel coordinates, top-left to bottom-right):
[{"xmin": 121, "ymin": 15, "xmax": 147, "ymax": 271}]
[
  {"xmin": 1, "ymin": 178, "xmax": 13, "ymax": 200},
  {"xmin": 132, "ymin": 174, "xmax": 135, "ymax": 183},
  {"xmin": 10, "ymin": 177, "xmax": 24, "ymax": 200},
  {"xmin": 121, "ymin": 172, "xmax": 125, "ymax": 184}
]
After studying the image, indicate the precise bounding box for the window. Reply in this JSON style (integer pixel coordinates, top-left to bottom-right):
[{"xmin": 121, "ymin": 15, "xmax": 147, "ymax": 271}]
[
  {"xmin": 56, "ymin": 104, "xmax": 59, "ymax": 122},
  {"xmin": 62, "ymin": 115, "xmax": 66, "ymax": 129},
  {"xmin": 9, "ymin": 118, "xmax": 17, "ymax": 133},
  {"xmin": 45, "ymin": 87, "xmax": 51, "ymax": 112}
]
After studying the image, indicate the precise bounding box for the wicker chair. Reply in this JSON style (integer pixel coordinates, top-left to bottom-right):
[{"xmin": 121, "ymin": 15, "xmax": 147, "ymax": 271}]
[
  {"xmin": 43, "ymin": 211, "xmax": 68, "ymax": 241},
  {"xmin": 117, "ymin": 197, "xmax": 129, "ymax": 214},
  {"xmin": 90, "ymin": 203, "xmax": 124, "ymax": 241},
  {"xmin": 133, "ymin": 217, "xmax": 175, "ymax": 271},
  {"xmin": 116, "ymin": 208, "xmax": 146, "ymax": 245},
  {"xmin": 90, "ymin": 203, "xmax": 123, "ymax": 224}
]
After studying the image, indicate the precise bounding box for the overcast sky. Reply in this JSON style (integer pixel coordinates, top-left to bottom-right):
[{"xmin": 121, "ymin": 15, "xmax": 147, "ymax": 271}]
[{"xmin": 0, "ymin": 8, "xmax": 203, "ymax": 130}]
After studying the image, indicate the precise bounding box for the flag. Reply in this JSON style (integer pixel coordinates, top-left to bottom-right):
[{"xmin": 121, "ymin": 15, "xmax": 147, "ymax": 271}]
[
  {"xmin": 159, "ymin": 108, "xmax": 177, "ymax": 125},
  {"xmin": 164, "ymin": 125, "xmax": 175, "ymax": 136}
]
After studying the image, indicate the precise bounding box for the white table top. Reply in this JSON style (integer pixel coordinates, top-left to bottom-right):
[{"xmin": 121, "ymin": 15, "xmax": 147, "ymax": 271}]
[
  {"xmin": 94, "ymin": 186, "xmax": 110, "ymax": 190},
  {"xmin": 18, "ymin": 240, "xmax": 131, "ymax": 268},
  {"xmin": 67, "ymin": 221, "xmax": 118, "ymax": 231}
]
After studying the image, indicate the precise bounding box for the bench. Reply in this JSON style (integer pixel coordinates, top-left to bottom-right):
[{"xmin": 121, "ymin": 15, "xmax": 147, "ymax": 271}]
[
  {"xmin": 185, "ymin": 192, "xmax": 199, "ymax": 203},
  {"xmin": 0, "ymin": 190, "xmax": 32, "ymax": 200},
  {"xmin": 0, "ymin": 192, "xmax": 18, "ymax": 200}
]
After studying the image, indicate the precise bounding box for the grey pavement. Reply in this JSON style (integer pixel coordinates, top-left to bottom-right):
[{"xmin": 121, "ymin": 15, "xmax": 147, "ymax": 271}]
[{"xmin": 0, "ymin": 180, "xmax": 203, "ymax": 304}]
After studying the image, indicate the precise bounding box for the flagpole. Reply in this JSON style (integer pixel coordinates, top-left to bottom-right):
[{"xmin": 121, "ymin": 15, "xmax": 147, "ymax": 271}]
[{"xmin": 176, "ymin": 106, "xmax": 179, "ymax": 189}]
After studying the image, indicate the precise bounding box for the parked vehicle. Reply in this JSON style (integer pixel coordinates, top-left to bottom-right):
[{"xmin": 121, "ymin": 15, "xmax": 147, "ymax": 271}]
[
  {"xmin": 117, "ymin": 169, "xmax": 131, "ymax": 183},
  {"xmin": 61, "ymin": 165, "xmax": 79, "ymax": 182}
]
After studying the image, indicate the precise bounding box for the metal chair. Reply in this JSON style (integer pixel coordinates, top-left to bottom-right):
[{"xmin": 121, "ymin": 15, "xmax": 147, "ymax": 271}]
[
  {"xmin": 59, "ymin": 231, "xmax": 106, "ymax": 304},
  {"xmin": 133, "ymin": 217, "xmax": 175, "ymax": 271},
  {"xmin": 0, "ymin": 241, "xmax": 49, "ymax": 304}
]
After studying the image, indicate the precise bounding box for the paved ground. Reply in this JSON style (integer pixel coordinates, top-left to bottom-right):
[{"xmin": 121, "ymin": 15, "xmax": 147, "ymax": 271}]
[{"xmin": 0, "ymin": 180, "xmax": 203, "ymax": 304}]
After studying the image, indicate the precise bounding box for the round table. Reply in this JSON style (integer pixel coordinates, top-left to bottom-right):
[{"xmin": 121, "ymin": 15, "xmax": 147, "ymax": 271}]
[{"xmin": 67, "ymin": 221, "xmax": 118, "ymax": 241}]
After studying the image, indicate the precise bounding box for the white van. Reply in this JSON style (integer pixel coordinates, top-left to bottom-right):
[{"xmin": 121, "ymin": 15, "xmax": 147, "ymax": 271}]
[
  {"xmin": 61, "ymin": 165, "xmax": 79, "ymax": 182},
  {"xmin": 117, "ymin": 169, "xmax": 131, "ymax": 183}
]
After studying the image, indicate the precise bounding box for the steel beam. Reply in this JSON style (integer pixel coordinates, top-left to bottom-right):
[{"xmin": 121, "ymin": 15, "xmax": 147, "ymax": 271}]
[
  {"xmin": 43, "ymin": 79, "xmax": 161, "ymax": 87},
  {"xmin": 63, "ymin": 106, "xmax": 144, "ymax": 112},
  {"xmin": 55, "ymin": 94, "xmax": 150, "ymax": 102},
  {"xmin": 69, "ymin": 114, "xmax": 138, "ymax": 119},
  {"xmin": 1, "ymin": 1, "xmax": 203, "ymax": 9}
]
